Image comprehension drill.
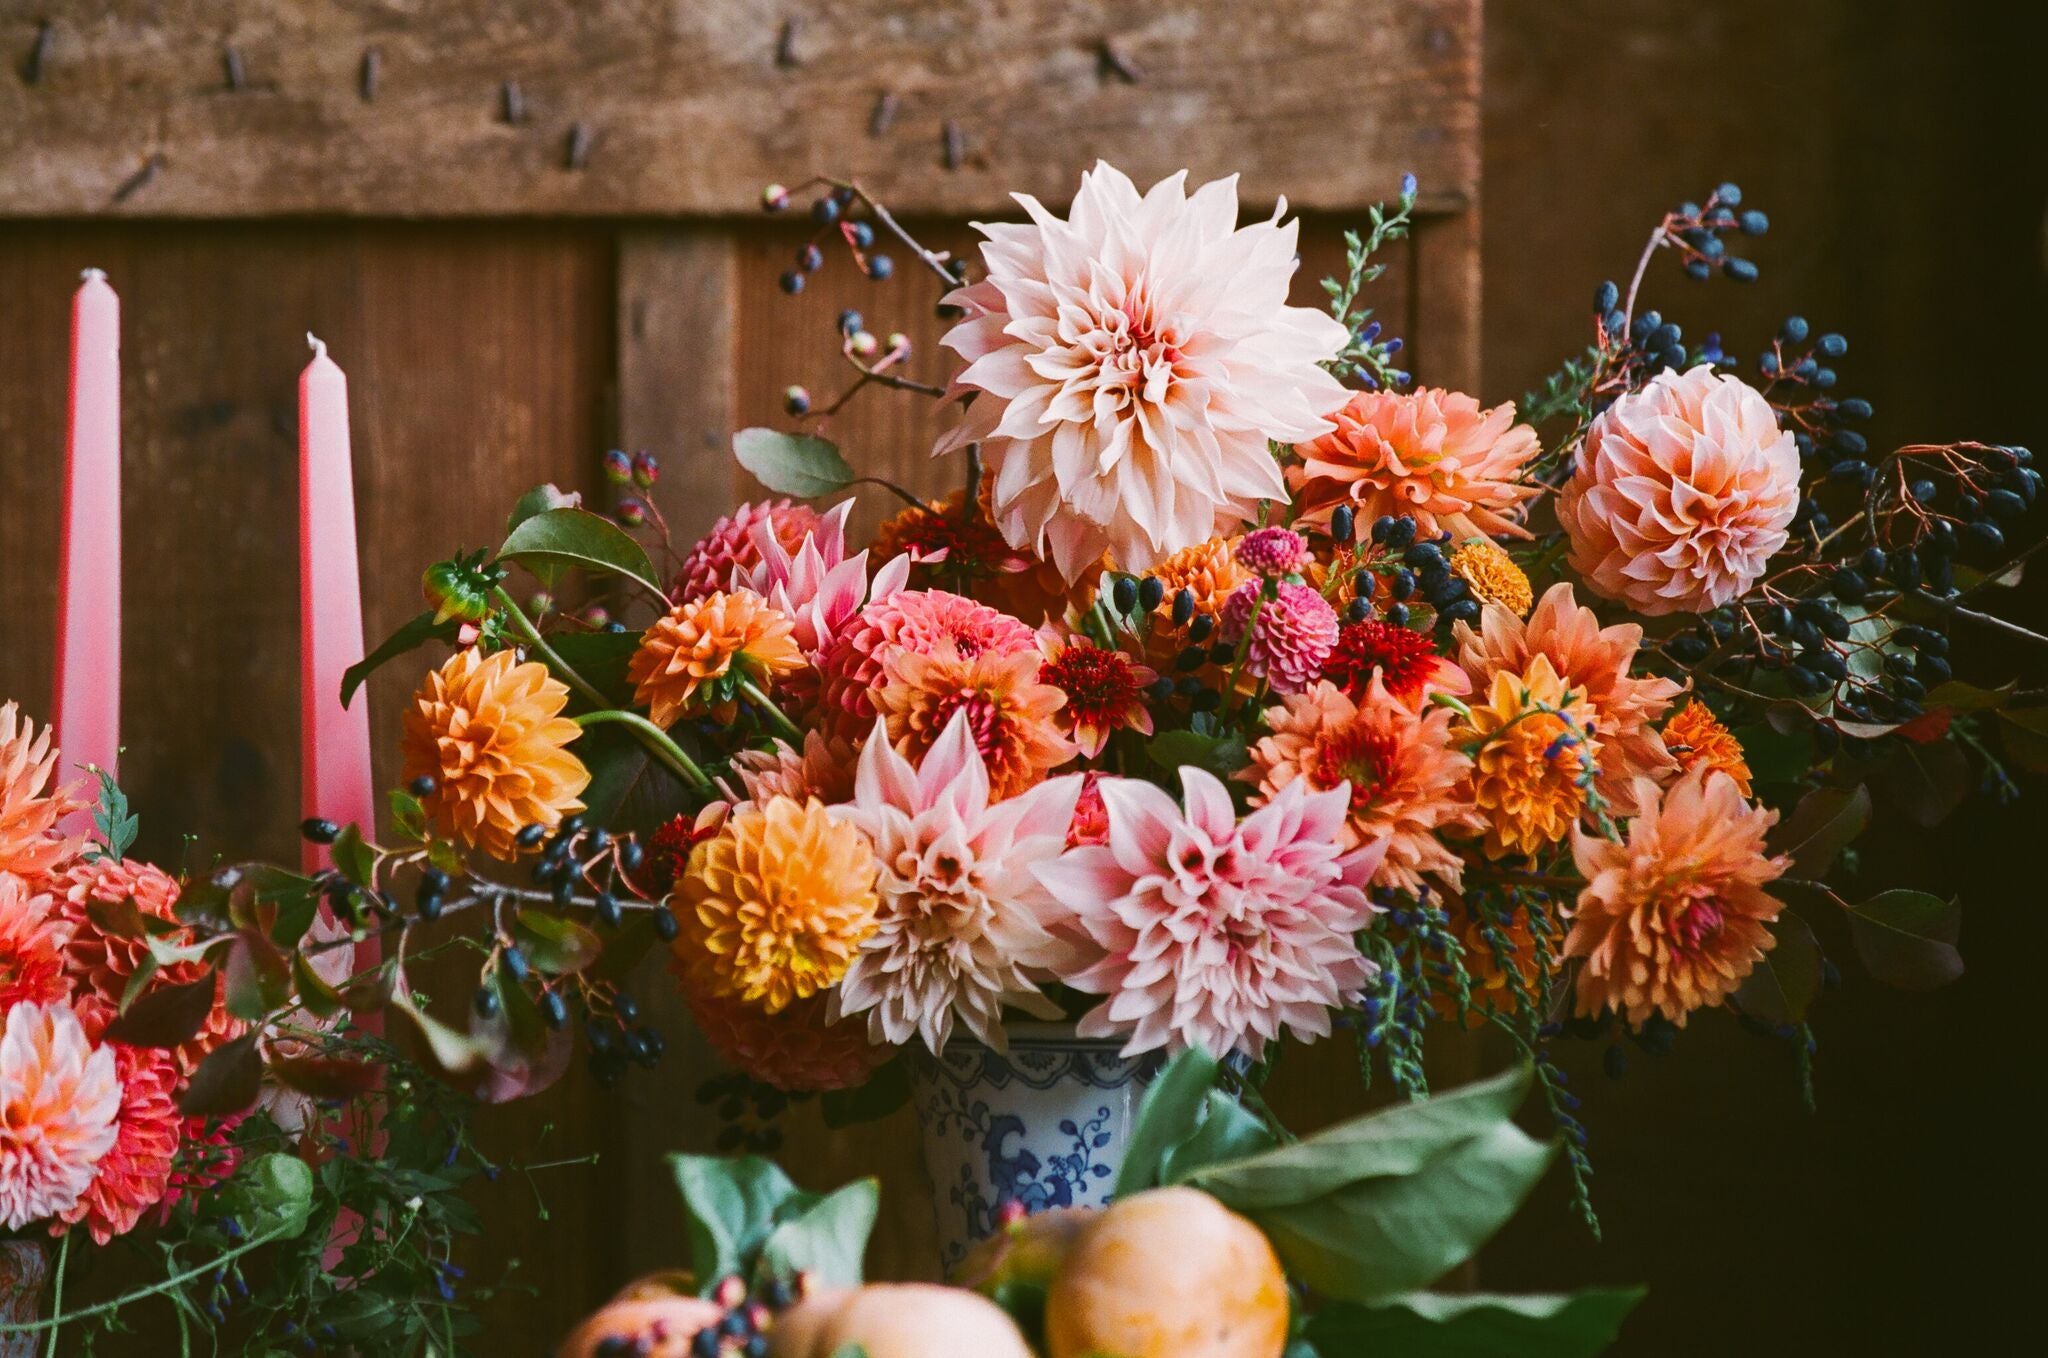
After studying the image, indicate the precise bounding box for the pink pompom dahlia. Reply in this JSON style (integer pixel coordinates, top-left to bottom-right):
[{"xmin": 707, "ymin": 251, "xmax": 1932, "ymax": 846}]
[
  {"xmin": 673, "ymin": 499, "xmax": 822, "ymax": 602},
  {"xmin": 0, "ymin": 1001, "xmax": 122, "ymax": 1231},
  {"xmin": 817, "ymin": 589, "xmax": 1039, "ymax": 737},
  {"xmin": 1034, "ymin": 768, "xmax": 1387, "ymax": 1060},
  {"xmin": 935, "ymin": 162, "xmax": 1350, "ymax": 580},
  {"xmin": 1556, "ymin": 364, "xmax": 1799, "ymax": 615},
  {"xmin": 1219, "ymin": 581, "xmax": 1341, "ymax": 694}
]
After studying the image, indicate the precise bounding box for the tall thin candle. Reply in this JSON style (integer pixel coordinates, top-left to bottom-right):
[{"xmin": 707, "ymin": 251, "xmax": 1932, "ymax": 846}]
[
  {"xmin": 54, "ymin": 268, "xmax": 122, "ymax": 795},
  {"xmin": 298, "ymin": 334, "xmax": 377, "ymax": 874}
]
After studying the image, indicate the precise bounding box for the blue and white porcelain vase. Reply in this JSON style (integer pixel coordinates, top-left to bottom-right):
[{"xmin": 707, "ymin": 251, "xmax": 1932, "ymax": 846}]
[{"xmin": 909, "ymin": 1022, "xmax": 1161, "ymax": 1273}]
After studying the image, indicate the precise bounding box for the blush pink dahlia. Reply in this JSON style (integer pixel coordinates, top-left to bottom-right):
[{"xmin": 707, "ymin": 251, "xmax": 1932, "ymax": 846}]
[
  {"xmin": 733, "ymin": 500, "xmax": 913, "ymax": 660},
  {"xmin": 0, "ymin": 1001, "xmax": 121, "ymax": 1231},
  {"xmin": 817, "ymin": 589, "xmax": 1039, "ymax": 737},
  {"xmin": 1557, "ymin": 364, "xmax": 1800, "ymax": 615},
  {"xmin": 1034, "ymin": 769, "xmax": 1387, "ymax": 1060},
  {"xmin": 830, "ymin": 715, "xmax": 1083, "ymax": 1052},
  {"xmin": 673, "ymin": 499, "xmax": 822, "ymax": 602},
  {"xmin": 935, "ymin": 162, "xmax": 1350, "ymax": 580},
  {"xmin": 1219, "ymin": 582, "xmax": 1341, "ymax": 694}
]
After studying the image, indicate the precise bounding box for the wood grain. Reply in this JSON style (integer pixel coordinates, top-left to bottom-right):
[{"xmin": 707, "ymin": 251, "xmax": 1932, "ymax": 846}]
[{"xmin": 0, "ymin": 0, "xmax": 1476, "ymax": 219}]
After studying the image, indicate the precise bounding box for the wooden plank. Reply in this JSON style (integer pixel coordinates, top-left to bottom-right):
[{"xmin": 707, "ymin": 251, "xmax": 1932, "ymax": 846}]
[{"xmin": 0, "ymin": 0, "xmax": 1478, "ymax": 219}]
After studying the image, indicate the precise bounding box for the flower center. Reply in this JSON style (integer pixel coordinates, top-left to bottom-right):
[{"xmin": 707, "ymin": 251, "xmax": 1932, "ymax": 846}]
[
  {"xmin": 1314, "ymin": 724, "xmax": 1401, "ymax": 811},
  {"xmin": 933, "ymin": 689, "xmax": 1002, "ymax": 752},
  {"xmin": 1667, "ymin": 887, "xmax": 1726, "ymax": 956}
]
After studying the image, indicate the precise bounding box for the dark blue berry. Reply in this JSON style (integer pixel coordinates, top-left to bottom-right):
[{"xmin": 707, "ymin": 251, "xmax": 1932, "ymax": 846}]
[
  {"xmin": 865, "ymin": 254, "xmax": 894, "ymax": 280},
  {"xmin": 1738, "ymin": 209, "xmax": 1769, "ymax": 235},
  {"xmin": 811, "ymin": 197, "xmax": 840, "ymax": 224},
  {"xmin": 1723, "ymin": 257, "xmax": 1759, "ymax": 282},
  {"xmin": 408, "ymin": 775, "xmax": 437, "ymax": 797},
  {"xmin": 300, "ymin": 818, "xmax": 339, "ymax": 844},
  {"xmin": 653, "ymin": 910, "xmax": 680, "ymax": 941}
]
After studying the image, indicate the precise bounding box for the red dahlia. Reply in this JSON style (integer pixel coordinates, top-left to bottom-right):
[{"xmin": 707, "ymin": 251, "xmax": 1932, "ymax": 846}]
[
  {"xmin": 1038, "ymin": 638, "xmax": 1156, "ymax": 759},
  {"xmin": 1321, "ymin": 620, "xmax": 1465, "ymax": 706}
]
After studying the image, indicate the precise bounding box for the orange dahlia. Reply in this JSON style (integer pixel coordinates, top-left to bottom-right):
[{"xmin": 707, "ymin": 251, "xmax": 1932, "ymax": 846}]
[
  {"xmin": 871, "ymin": 487, "xmax": 1094, "ymax": 628},
  {"xmin": 1449, "ymin": 539, "xmax": 1534, "ymax": 617},
  {"xmin": 1432, "ymin": 894, "xmax": 1557, "ymax": 1029},
  {"xmin": 1141, "ymin": 536, "xmax": 1250, "ymax": 668},
  {"xmin": 817, "ymin": 589, "xmax": 1040, "ymax": 738},
  {"xmin": 673, "ymin": 796, "xmax": 878, "ymax": 1014},
  {"xmin": 1248, "ymin": 676, "xmax": 1481, "ymax": 892},
  {"xmin": 1663, "ymin": 700, "xmax": 1753, "ymax": 796},
  {"xmin": 629, "ymin": 589, "xmax": 805, "ymax": 728},
  {"xmin": 1456, "ymin": 656, "xmax": 1600, "ymax": 860},
  {"xmin": 1565, "ymin": 768, "xmax": 1789, "ymax": 1026},
  {"xmin": 401, "ymin": 647, "xmax": 591, "ymax": 861},
  {"xmin": 56, "ymin": 1032, "xmax": 181, "ymax": 1244},
  {"xmin": 679, "ymin": 981, "xmax": 888, "ymax": 1094},
  {"xmin": 1456, "ymin": 583, "xmax": 1681, "ymax": 816},
  {"xmin": 1038, "ymin": 635, "xmax": 1156, "ymax": 758},
  {"xmin": 55, "ymin": 858, "xmax": 241, "ymax": 1076},
  {"xmin": 1288, "ymin": 388, "xmax": 1542, "ymax": 541},
  {"xmin": 1, "ymin": 871, "xmax": 71, "ymax": 1009},
  {"xmin": 0, "ymin": 701, "xmax": 88, "ymax": 885},
  {"xmin": 874, "ymin": 645, "xmax": 1075, "ymax": 799}
]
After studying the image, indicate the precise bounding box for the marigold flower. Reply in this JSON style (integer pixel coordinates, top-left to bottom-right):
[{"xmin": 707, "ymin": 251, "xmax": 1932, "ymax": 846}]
[
  {"xmin": 401, "ymin": 647, "xmax": 591, "ymax": 861},
  {"xmin": 1320, "ymin": 620, "xmax": 1469, "ymax": 707},
  {"xmin": 1456, "ymin": 583, "xmax": 1681, "ymax": 815},
  {"xmin": 817, "ymin": 589, "xmax": 1039, "ymax": 738},
  {"xmin": 56, "ymin": 1030, "xmax": 181, "ymax": 1244},
  {"xmin": 874, "ymin": 645, "xmax": 1076, "ymax": 799},
  {"xmin": 629, "ymin": 589, "xmax": 805, "ymax": 727},
  {"xmin": 0, "ymin": 1001, "xmax": 121, "ymax": 1231},
  {"xmin": 937, "ymin": 162, "xmax": 1350, "ymax": 580},
  {"xmin": 1565, "ymin": 768, "xmax": 1789, "ymax": 1026},
  {"xmin": 1449, "ymin": 539, "xmax": 1533, "ymax": 617},
  {"xmin": 1288, "ymin": 388, "xmax": 1542, "ymax": 541},
  {"xmin": 673, "ymin": 499, "xmax": 821, "ymax": 602},
  {"xmin": 1219, "ymin": 581, "xmax": 1340, "ymax": 694},
  {"xmin": 0, "ymin": 701, "xmax": 88, "ymax": 885},
  {"xmin": 1557, "ymin": 364, "xmax": 1800, "ymax": 615},
  {"xmin": 1456, "ymin": 656, "xmax": 1600, "ymax": 860},
  {"xmin": 1248, "ymin": 677, "xmax": 1481, "ymax": 892},
  {"xmin": 1, "ymin": 871, "xmax": 72, "ymax": 1009},
  {"xmin": 673, "ymin": 796, "xmax": 879, "ymax": 1014},
  {"xmin": 680, "ymin": 981, "xmax": 888, "ymax": 1094},
  {"xmin": 1038, "ymin": 636, "xmax": 1156, "ymax": 758},
  {"xmin": 1663, "ymin": 700, "xmax": 1753, "ymax": 797}
]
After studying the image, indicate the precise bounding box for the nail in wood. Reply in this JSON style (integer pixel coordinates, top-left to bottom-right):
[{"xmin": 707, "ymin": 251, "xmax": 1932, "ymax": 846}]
[
  {"xmin": 869, "ymin": 91, "xmax": 899, "ymax": 137},
  {"xmin": 21, "ymin": 19, "xmax": 51, "ymax": 85},
  {"xmin": 1099, "ymin": 37, "xmax": 1143, "ymax": 83},
  {"xmin": 359, "ymin": 47, "xmax": 380, "ymax": 101},
  {"xmin": 566, "ymin": 121, "xmax": 593, "ymax": 170},
  {"xmin": 942, "ymin": 119, "xmax": 965, "ymax": 171},
  {"xmin": 222, "ymin": 45, "xmax": 246, "ymax": 91},
  {"xmin": 775, "ymin": 17, "xmax": 799, "ymax": 67},
  {"xmin": 112, "ymin": 153, "xmax": 166, "ymax": 204},
  {"xmin": 501, "ymin": 78, "xmax": 525, "ymax": 124}
]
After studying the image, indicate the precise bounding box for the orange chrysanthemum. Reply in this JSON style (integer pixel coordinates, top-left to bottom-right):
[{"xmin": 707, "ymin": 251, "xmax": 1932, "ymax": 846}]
[
  {"xmin": 1288, "ymin": 388, "xmax": 1542, "ymax": 541},
  {"xmin": 1456, "ymin": 583, "xmax": 1681, "ymax": 817},
  {"xmin": 1565, "ymin": 768, "xmax": 1789, "ymax": 1026},
  {"xmin": 673, "ymin": 797, "xmax": 879, "ymax": 1014},
  {"xmin": 1457, "ymin": 656, "xmax": 1600, "ymax": 860},
  {"xmin": 1248, "ymin": 677, "xmax": 1481, "ymax": 893},
  {"xmin": 55, "ymin": 859, "xmax": 241, "ymax": 1075},
  {"xmin": 874, "ymin": 645, "xmax": 1076, "ymax": 799},
  {"xmin": 0, "ymin": 701, "xmax": 88, "ymax": 886},
  {"xmin": 1, "ymin": 871, "xmax": 71, "ymax": 1009},
  {"xmin": 401, "ymin": 647, "xmax": 592, "ymax": 861},
  {"xmin": 629, "ymin": 589, "xmax": 805, "ymax": 729},
  {"xmin": 1141, "ymin": 536, "xmax": 1252, "ymax": 668},
  {"xmin": 56, "ymin": 1031, "xmax": 181, "ymax": 1244},
  {"xmin": 1450, "ymin": 539, "xmax": 1534, "ymax": 617},
  {"xmin": 679, "ymin": 980, "xmax": 888, "ymax": 1094},
  {"xmin": 1663, "ymin": 701, "xmax": 1753, "ymax": 797}
]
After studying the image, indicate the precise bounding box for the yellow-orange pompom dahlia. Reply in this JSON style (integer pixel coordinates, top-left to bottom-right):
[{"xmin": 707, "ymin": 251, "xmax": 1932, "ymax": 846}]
[
  {"xmin": 0, "ymin": 701, "xmax": 88, "ymax": 885},
  {"xmin": 1662, "ymin": 700, "xmax": 1753, "ymax": 797},
  {"xmin": 401, "ymin": 648, "xmax": 591, "ymax": 861},
  {"xmin": 1449, "ymin": 539, "xmax": 1533, "ymax": 617},
  {"xmin": 674, "ymin": 797, "xmax": 878, "ymax": 1014},
  {"xmin": 629, "ymin": 589, "xmax": 804, "ymax": 729},
  {"xmin": 1141, "ymin": 536, "xmax": 1251, "ymax": 668},
  {"xmin": 1456, "ymin": 656, "xmax": 1600, "ymax": 860},
  {"xmin": 1565, "ymin": 768, "xmax": 1788, "ymax": 1026}
]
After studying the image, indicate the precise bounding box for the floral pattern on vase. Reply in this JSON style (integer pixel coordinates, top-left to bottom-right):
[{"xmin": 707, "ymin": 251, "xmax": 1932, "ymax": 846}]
[
  {"xmin": 1, "ymin": 1240, "xmax": 50, "ymax": 1358},
  {"xmin": 909, "ymin": 1023, "xmax": 1160, "ymax": 1272}
]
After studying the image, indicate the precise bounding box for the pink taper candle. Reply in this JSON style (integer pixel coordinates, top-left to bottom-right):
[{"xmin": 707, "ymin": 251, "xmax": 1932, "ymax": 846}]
[
  {"xmin": 298, "ymin": 334, "xmax": 377, "ymax": 875},
  {"xmin": 54, "ymin": 268, "xmax": 122, "ymax": 798}
]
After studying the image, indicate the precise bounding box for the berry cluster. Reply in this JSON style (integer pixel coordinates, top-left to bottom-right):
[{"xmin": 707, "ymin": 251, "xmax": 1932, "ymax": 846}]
[
  {"xmin": 762, "ymin": 182, "xmax": 896, "ymax": 292},
  {"xmin": 590, "ymin": 1272, "xmax": 810, "ymax": 1357}
]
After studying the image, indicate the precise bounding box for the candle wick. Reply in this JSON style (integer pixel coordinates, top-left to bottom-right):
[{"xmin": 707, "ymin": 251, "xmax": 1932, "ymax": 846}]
[
  {"xmin": 80, "ymin": 267, "xmax": 108, "ymax": 284},
  {"xmin": 306, "ymin": 332, "xmax": 328, "ymax": 361}
]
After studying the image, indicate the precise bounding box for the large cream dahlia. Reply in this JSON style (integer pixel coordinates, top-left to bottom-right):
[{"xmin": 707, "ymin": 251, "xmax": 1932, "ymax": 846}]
[
  {"xmin": 1557, "ymin": 364, "xmax": 1800, "ymax": 615},
  {"xmin": 0, "ymin": 1001, "xmax": 121, "ymax": 1231},
  {"xmin": 935, "ymin": 162, "xmax": 1351, "ymax": 580}
]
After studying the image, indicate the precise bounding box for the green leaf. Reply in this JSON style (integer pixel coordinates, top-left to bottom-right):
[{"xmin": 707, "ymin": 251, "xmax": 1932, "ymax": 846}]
[
  {"xmin": 511, "ymin": 908, "xmax": 604, "ymax": 975},
  {"xmin": 90, "ymin": 765, "xmax": 139, "ymax": 860},
  {"xmin": 1305, "ymin": 1288, "xmax": 1645, "ymax": 1357},
  {"xmin": 223, "ymin": 930, "xmax": 293, "ymax": 1021},
  {"xmin": 1146, "ymin": 730, "xmax": 1250, "ymax": 779},
  {"xmin": 1733, "ymin": 912, "xmax": 1822, "ymax": 1026},
  {"xmin": 178, "ymin": 1032, "xmax": 265, "ymax": 1117},
  {"xmin": 828, "ymin": 1347, "xmax": 872, "ymax": 1358},
  {"xmin": 330, "ymin": 823, "xmax": 377, "ymax": 887},
  {"xmin": 756, "ymin": 1177, "xmax": 879, "ymax": 1288},
  {"xmin": 669, "ymin": 1154, "xmax": 804, "ymax": 1293},
  {"xmin": 821, "ymin": 1058, "xmax": 911, "ymax": 1128},
  {"xmin": 1766, "ymin": 785, "xmax": 1870, "ymax": 878},
  {"xmin": 549, "ymin": 630, "xmax": 647, "ymax": 708},
  {"xmin": 1159, "ymin": 1090, "xmax": 1279, "ymax": 1185},
  {"xmin": 1998, "ymin": 707, "xmax": 2048, "ymax": 774},
  {"xmin": 733, "ymin": 427, "xmax": 857, "ymax": 499},
  {"xmin": 1846, "ymin": 889, "xmax": 1963, "ymax": 990},
  {"xmin": 1114, "ymin": 1047, "xmax": 1222, "ymax": 1196},
  {"xmin": 293, "ymin": 950, "xmax": 348, "ymax": 1019},
  {"xmin": 498, "ymin": 508, "xmax": 663, "ymax": 598},
  {"xmin": 342, "ymin": 609, "xmax": 460, "ymax": 707},
  {"xmin": 388, "ymin": 788, "xmax": 427, "ymax": 840},
  {"xmin": 222, "ymin": 1152, "xmax": 317, "ymax": 1241},
  {"xmin": 508, "ymin": 483, "xmax": 582, "ymax": 533}
]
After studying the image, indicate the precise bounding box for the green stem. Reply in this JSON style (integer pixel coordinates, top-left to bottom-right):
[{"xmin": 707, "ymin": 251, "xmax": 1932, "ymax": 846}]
[
  {"xmin": 0, "ymin": 1223, "xmax": 292, "ymax": 1337},
  {"xmin": 573, "ymin": 710, "xmax": 714, "ymax": 792},
  {"xmin": 738, "ymin": 679, "xmax": 805, "ymax": 744},
  {"xmin": 40, "ymin": 1232, "xmax": 69, "ymax": 1355},
  {"xmin": 493, "ymin": 587, "xmax": 611, "ymax": 711}
]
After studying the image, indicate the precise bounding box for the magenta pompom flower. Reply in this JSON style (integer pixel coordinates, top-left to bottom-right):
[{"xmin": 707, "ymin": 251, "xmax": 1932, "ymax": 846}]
[
  {"xmin": 1219, "ymin": 581, "xmax": 1341, "ymax": 694},
  {"xmin": 1034, "ymin": 768, "xmax": 1386, "ymax": 1060},
  {"xmin": 1233, "ymin": 527, "xmax": 1313, "ymax": 578}
]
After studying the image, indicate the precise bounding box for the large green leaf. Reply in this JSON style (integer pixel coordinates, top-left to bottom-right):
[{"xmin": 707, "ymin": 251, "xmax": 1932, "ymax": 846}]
[
  {"xmin": 550, "ymin": 630, "xmax": 646, "ymax": 708},
  {"xmin": 670, "ymin": 1154, "xmax": 806, "ymax": 1293},
  {"xmin": 499, "ymin": 507, "xmax": 663, "ymax": 597},
  {"xmin": 341, "ymin": 608, "xmax": 459, "ymax": 707},
  {"xmin": 1767, "ymin": 785, "xmax": 1870, "ymax": 878},
  {"xmin": 1306, "ymin": 1287, "xmax": 1645, "ymax": 1357},
  {"xmin": 1846, "ymin": 889, "xmax": 1963, "ymax": 990},
  {"xmin": 756, "ymin": 1178, "xmax": 879, "ymax": 1288},
  {"xmin": 1160, "ymin": 1090, "xmax": 1279, "ymax": 1186},
  {"xmin": 1113, "ymin": 1046, "xmax": 1222, "ymax": 1196},
  {"xmin": 1733, "ymin": 911, "xmax": 1823, "ymax": 1026},
  {"xmin": 732, "ymin": 427, "xmax": 857, "ymax": 499}
]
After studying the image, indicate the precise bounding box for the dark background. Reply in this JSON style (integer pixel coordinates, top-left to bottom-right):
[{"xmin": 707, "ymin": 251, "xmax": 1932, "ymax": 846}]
[{"xmin": 1481, "ymin": 2, "xmax": 2047, "ymax": 1350}]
